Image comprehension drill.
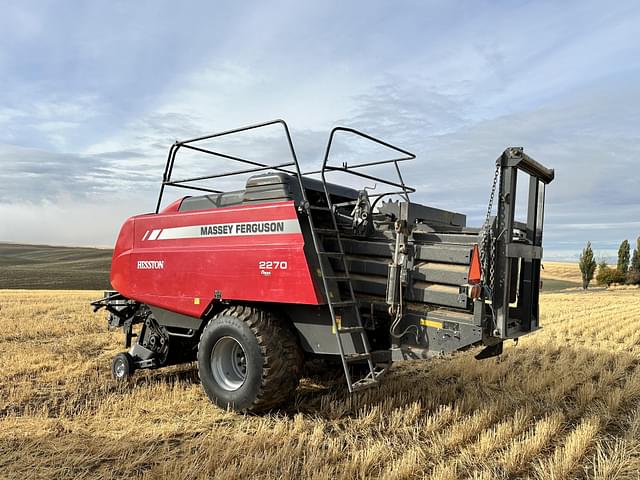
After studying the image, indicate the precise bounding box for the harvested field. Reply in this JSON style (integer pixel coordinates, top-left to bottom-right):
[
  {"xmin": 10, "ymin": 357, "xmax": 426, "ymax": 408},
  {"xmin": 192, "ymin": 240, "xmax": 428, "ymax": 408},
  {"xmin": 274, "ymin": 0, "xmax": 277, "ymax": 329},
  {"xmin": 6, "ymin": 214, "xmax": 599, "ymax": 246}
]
[
  {"xmin": 540, "ymin": 261, "xmax": 582, "ymax": 291},
  {"xmin": 543, "ymin": 261, "xmax": 581, "ymax": 282},
  {"xmin": 1, "ymin": 289, "xmax": 639, "ymax": 479}
]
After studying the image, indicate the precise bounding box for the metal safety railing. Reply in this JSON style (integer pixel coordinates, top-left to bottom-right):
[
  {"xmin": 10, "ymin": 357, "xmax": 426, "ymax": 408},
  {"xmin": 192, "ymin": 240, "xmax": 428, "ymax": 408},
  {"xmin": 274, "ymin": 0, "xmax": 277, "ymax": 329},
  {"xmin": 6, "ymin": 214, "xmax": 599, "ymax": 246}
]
[
  {"xmin": 155, "ymin": 119, "xmax": 303, "ymax": 213},
  {"xmin": 308, "ymin": 127, "xmax": 416, "ymax": 205},
  {"xmin": 156, "ymin": 120, "xmax": 418, "ymax": 214}
]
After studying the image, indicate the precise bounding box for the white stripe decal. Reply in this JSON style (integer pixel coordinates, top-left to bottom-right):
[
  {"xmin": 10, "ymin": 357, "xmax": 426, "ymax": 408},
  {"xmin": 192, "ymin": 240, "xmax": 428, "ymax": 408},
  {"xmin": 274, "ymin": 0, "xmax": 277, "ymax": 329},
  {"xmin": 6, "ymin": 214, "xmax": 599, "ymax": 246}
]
[
  {"xmin": 148, "ymin": 229, "xmax": 162, "ymax": 241},
  {"xmin": 142, "ymin": 230, "xmax": 150, "ymax": 241},
  {"xmin": 153, "ymin": 219, "xmax": 301, "ymax": 240}
]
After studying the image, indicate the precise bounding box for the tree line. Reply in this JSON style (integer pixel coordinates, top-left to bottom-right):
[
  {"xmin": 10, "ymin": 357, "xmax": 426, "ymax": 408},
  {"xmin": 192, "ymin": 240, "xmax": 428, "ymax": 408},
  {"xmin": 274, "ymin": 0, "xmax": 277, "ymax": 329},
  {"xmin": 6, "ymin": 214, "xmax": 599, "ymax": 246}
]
[{"xmin": 579, "ymin": 238, "xmax": 640, "ymax": 289}]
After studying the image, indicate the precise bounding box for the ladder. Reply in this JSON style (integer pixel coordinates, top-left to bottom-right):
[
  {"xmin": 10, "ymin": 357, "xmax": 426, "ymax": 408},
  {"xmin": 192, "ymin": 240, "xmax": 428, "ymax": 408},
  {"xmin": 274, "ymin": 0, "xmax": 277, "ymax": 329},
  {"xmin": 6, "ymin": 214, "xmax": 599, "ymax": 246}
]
[{"xmin": 305, "ymin": 198, "xmax": 385, "ymax": 393}]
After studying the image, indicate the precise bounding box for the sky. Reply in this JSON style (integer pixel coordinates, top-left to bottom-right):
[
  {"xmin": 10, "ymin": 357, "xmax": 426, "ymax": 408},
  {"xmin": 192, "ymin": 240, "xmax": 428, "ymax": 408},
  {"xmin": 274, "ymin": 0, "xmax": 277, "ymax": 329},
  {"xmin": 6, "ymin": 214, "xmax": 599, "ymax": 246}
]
[{"xmin": 0, "ymin": 0, "xmax": 639, "ymax": 261}]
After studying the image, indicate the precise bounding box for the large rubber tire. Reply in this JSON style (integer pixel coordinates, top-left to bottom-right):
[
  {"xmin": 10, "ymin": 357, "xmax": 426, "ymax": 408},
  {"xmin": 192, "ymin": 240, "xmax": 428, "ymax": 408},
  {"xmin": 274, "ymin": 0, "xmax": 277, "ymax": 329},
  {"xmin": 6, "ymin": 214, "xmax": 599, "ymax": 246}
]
[{"xmin": 197, "ymin": 305, "xmax": 303, "ymax": 412}]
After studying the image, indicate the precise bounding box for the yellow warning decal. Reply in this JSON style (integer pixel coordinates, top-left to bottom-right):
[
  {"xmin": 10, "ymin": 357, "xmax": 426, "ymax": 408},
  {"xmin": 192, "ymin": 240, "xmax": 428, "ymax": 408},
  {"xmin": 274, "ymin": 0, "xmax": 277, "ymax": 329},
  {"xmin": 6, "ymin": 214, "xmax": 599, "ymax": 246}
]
[
  {"xmin": 194, "ymin": 297, "xmax": 200, "ymax": 305},
  {"xmin": 332, "ymin": 315, "xmax": 342, "ymax": 334},
  {"xmin": 420, "ymin": 319, "xmax": 443, "ymax": 329}
]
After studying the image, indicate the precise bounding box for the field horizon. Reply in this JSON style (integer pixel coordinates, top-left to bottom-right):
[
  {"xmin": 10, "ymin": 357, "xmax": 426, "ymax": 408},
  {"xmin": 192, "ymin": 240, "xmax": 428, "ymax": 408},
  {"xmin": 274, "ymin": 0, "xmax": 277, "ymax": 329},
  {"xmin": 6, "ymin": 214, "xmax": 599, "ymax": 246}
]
[{"xmin": 0, "ymin": 242, "xmax": 583, "ymax": 292}]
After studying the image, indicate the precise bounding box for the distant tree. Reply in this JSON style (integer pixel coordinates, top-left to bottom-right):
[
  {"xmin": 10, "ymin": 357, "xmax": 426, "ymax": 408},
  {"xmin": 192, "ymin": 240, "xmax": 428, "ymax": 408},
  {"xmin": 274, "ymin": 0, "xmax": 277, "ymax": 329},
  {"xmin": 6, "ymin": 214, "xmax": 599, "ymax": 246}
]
[
  {"xmin": 628, "ymin": 237, "xmax": 640, "ymax": 285},
  {"xmin": 617, "ymin": 240, "xmax": 630, "ymax": 274},
  {"xmin": 578, "ymin": 242, "xmax": 597, "ymax": 289},
  {"xmin": 630, "ymin": 237, "xmax": 640, "ymax": 273}
]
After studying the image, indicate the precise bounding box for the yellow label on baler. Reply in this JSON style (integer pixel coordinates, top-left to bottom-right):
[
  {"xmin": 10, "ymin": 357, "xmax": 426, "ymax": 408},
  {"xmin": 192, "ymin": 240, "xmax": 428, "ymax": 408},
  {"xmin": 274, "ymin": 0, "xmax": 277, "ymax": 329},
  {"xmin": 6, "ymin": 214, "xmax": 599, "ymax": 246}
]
[
  {"xmin": 194, "ymin": 297, "xmax": 200, "ymax": 305},
  {"xmin": 420, "ymin": 319, "xmax": 443, "ymax": 329},
  {"xmin": 332, "ymin": 315, "xmax": 342, "ymax": 334}
]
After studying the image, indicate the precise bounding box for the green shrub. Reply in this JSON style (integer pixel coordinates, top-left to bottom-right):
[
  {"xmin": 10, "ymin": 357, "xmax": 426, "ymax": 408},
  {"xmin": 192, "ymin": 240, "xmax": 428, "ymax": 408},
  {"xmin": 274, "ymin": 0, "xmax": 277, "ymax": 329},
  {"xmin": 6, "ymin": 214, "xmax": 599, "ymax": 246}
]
[
  {"xmin": 626, "ymin": 270, "xmax": 640, "ymax": 285},
  {"xmin": 596, "ymin": 262, "xmax": 625, "ymax": 287}
]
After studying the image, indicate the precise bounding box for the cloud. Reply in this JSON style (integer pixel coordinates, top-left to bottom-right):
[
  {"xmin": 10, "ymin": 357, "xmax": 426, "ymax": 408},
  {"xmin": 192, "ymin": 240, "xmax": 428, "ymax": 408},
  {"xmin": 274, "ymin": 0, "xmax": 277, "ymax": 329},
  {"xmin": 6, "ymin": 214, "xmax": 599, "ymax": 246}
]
[
  {"xmin": 331, "ymin": 64, "xmax": 640, "ymax": 261},
  {"xmin": 0, "ymin": 197, "xmax": 148, "ymax": 247},
  {"xmin": 0, "ymin": 144, "xmax": 159, "ymax": 204},
  {"xmin": 0, "ymin": 94, "xmax": 104, "ymax": 150}
]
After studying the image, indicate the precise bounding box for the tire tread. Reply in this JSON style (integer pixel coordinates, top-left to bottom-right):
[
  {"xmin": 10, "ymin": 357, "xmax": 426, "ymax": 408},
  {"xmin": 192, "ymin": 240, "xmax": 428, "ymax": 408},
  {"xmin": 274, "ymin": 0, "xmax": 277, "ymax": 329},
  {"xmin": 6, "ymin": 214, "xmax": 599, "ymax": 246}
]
[{"xmin": 197, "ymin": 305, "xmax": 303, "ymax": 412}]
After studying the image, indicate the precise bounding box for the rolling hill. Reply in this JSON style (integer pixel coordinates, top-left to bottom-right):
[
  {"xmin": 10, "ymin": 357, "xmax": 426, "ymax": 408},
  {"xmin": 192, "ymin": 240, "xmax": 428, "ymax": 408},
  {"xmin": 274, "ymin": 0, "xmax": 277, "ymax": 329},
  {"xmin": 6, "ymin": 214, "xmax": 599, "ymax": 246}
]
[
  {"xmin": 0, "ymin": 243, "xmax": 112, "ymax": 290},
  {"xmin": 541, "ymin": 261, "xmax": 582, "ymax": 291}
]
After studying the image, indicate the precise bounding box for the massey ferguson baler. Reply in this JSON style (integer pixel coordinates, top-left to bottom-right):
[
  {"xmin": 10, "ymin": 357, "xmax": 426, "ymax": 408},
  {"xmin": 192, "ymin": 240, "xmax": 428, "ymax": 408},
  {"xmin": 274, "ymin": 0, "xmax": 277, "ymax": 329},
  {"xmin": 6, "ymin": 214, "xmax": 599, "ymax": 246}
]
[{"xmin": 93, "ymin": 119, "xmax": 555, "ymax": 412}]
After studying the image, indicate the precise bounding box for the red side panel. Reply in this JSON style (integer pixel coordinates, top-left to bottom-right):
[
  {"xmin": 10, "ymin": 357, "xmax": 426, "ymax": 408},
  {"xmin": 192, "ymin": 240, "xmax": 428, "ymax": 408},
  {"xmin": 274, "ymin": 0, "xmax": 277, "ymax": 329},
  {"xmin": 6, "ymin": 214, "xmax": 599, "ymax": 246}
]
[
  {"xmin": 110, "ymin": 201, "xmax": 322, "ymax": 317},
  {"xmin": 111, "ymin": 217, "xmax": 135, "ymax": 292}
]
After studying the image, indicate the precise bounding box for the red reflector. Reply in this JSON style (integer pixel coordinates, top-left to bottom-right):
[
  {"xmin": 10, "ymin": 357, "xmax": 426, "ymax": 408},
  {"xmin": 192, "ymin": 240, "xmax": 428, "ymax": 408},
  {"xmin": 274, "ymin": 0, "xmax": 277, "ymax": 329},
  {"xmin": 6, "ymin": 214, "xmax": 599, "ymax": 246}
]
[{"xmin": 468, "ymin": 244, "xmax": 482, "ymax": 285}]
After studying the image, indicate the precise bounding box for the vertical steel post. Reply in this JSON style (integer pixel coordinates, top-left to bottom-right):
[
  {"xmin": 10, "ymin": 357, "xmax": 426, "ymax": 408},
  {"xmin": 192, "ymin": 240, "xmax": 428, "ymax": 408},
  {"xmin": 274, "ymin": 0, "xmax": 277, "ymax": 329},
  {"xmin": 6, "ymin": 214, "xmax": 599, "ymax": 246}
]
[{"xmin": 494, "ymin": 160, "xmax": 517, "ymax": 338}]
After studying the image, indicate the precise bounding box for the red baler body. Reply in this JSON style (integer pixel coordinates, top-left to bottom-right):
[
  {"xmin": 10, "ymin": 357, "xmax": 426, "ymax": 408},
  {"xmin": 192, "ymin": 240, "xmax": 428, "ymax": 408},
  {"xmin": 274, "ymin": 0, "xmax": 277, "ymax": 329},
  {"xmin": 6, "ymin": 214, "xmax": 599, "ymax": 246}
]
[
  {"xmin": 93, "ymin": 120, "xmax": 555, "ymax": 411},
  {"xmin": 110, "ymin": 200, "xmax": 322, "ymax": 317}
]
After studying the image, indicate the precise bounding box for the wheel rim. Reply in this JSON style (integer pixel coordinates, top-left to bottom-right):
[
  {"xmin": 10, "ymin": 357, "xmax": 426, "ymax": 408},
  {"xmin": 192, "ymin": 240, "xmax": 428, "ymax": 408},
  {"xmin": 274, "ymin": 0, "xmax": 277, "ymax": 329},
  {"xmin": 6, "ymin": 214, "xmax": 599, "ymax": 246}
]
[
  {"xmin": 211, "ymin": 336, "xmax": 247, "ymax": 391},
  {"xmin": 114, "ymin": 358, "xmax": 127, "ymax": 378}
]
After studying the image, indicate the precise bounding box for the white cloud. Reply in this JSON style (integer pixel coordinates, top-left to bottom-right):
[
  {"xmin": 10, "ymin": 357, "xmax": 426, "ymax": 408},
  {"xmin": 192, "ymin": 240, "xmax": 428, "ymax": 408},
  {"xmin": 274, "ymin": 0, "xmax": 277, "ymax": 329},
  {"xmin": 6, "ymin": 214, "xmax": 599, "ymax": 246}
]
[{"xmin": 0, "ymin": 197, "xmax": 147, "ymax": 247}]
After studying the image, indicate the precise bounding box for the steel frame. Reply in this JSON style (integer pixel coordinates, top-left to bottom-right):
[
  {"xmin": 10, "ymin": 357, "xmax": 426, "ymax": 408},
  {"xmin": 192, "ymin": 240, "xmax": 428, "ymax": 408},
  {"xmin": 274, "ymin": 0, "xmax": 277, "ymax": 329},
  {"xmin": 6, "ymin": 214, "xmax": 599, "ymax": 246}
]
[
  {"xmin": 156, "ymin": 121, "xmax": 417, "ymax": 214},
  {"xmin": 492, "ymin": 147, "xmax": 554, "ymax": 338},
  {"xmin": 155, "ymin": 119, "xmax": 302, "ymax": 213},
  {"xmin": 314, "ymin": 127, "xmax": 416, "ymax": 204}
]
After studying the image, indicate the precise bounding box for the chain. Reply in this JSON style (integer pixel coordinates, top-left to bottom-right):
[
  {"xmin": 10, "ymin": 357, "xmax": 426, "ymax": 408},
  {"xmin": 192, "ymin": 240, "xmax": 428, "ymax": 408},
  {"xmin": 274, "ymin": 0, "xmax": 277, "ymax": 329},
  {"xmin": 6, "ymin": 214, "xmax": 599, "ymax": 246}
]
[
  {"xmin": 490, "ymin": 223, "xmax": 497, "ymax": 294},
  {"xmin": 480, "ymin": 163, "xmax": 500, "ymax": 292}
]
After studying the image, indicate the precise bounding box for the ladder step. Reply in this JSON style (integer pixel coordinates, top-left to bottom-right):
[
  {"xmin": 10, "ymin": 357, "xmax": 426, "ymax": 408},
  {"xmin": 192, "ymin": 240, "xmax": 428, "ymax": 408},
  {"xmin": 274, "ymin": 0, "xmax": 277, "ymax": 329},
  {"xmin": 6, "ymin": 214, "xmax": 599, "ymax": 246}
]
[
  {"xmin": 334, "ymin": 200, "xmax": 357, "ymax": 207},
  {"xmin": 318, "ymin": 251, "xmax": 343, "ymax": 257},
  {"xmin": 308, "ymin": 190, "xmax": 377, "ymax": 395},
  {"xmin": 344, "ymin": 352, "xmax": 371, "ymax": 362},
  {"xmin": 351, "ymin": 377, "xmax": 379, "ymax": 391},
  {"xmin": 314, "ymin": 228, "xmax": 339, "ymax": 236},
  {"xmin": 325, "ymin": 275, "xmax": 350, "ymax": 281},
  {"xmin": 337, "ymin": 326, "xmax": 364, "ymax": 334},
  {"xmin": 331, "ymin": 300, "xmax": 356, "ymax": 307}
]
